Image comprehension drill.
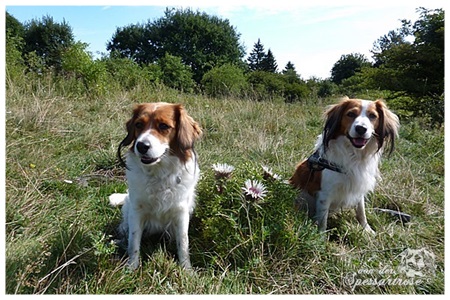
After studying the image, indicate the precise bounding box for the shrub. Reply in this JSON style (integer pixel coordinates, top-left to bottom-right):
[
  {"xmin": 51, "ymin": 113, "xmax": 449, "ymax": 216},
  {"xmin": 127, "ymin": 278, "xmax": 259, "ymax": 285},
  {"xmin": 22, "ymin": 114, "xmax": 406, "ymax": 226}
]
[
  {"xmin": 283, "ymin": 82, "xmax": 309, "ymax": 103},
  {"xmin": 5, "ymin": 31, "xmax": 26, "ymax": 85},
  {"xmin": 103, "ymin": 55, "xmax": 161, "ymax": 90},
  {"xmin": 157, "ymin": 53, "xmax": 196, "ymax": 92},
  {"xmin": 193, "ymin": 162, "xmax": 322, "ymax": 270},
  {"xmin": 201, "ymin": 64, "xmax": 248, "ymax": 97},
  {"xmin": 247, "ymin": 71, "xmax": 285, "ymax": 100},
  {"xmin": 61, "ymin": 42, "xmax": 108, "ymax": 95}
]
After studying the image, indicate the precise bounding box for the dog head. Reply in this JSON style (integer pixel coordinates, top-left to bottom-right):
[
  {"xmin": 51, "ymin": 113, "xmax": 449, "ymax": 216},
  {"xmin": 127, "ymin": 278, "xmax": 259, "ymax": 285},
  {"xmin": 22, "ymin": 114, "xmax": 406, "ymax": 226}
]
[
  {"xmin": 118, "ymin": 102, "xmax": 202, "ymax": 168},
  {"xmin": 322, "ymin": 97, "xmax": 399, "ymax": 154}
]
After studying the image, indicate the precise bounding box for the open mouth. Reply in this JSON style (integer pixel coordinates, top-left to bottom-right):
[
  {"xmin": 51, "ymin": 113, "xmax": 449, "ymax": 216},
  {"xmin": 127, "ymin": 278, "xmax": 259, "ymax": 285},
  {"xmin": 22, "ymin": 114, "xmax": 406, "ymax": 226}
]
[
  {"xmin": 140, "ymin": 155, "xmax": 160, "ymax": 165},
  {"xmin": 348, "ymin": 136, "xmax": 369, "ymax": 148}
]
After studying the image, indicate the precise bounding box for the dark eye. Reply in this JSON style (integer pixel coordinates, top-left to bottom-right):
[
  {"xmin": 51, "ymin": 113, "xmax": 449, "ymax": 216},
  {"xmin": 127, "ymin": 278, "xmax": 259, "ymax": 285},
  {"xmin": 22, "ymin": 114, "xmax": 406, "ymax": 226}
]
[
  {"xmin": 135, "ymin": 122, "xmax": 144, "ymax": 129},
  {"xmin": 368, "ymin": 113, "xmax": 377, "ymax": 120},
  {"xmin": 158, "ymin": 123, "xmax": 171, "ymax": 131},
  {"xmin": 347, "ymin": 111, "xmax": 357, "ymax": 118}
]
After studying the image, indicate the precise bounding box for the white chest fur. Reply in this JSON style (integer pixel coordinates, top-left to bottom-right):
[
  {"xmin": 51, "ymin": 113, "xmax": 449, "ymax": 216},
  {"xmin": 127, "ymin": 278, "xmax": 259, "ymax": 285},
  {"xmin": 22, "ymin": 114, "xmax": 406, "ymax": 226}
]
[
  {"xmin": 317, "ymin": 135, "xmax": 382, "ymax": 211},
  {"xmin": 124, "ymin": 152, "xmax": 199, "ymax": 233}
]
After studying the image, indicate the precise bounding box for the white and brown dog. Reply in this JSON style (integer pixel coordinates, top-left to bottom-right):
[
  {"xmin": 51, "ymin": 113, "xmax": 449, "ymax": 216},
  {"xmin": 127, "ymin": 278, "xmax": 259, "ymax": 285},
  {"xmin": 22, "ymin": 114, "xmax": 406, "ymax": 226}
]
[
  {"xmin": 109, "ymin": 102, "xmax": 202, "ymax": 269},
  {"xmin": 290, "ymin": 97, "xmax": 399, "ymax": 233}
]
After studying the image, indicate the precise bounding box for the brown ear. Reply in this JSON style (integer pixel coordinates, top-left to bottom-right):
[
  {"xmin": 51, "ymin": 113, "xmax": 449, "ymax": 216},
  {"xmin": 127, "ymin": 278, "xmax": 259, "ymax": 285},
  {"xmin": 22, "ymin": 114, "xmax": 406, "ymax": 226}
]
[
  {"xmin": 322, "ymin": 99, "xmax": 350, "ymax": 151},
  {"xmin": 117, "ymin": 105, "xmax": 141, "ymax": 168},
  {"xmin": 173, "ymin": 105, "xmax": 202, "ymax": 162},
  {"xmin": 374, "ymin": 99, "xmax": 400, "ymax": 155}
]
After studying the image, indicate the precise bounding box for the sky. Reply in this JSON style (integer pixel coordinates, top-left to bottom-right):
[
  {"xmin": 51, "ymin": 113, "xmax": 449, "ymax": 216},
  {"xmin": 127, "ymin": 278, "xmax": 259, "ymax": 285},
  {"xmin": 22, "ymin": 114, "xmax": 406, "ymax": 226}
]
[{"xmin": 3, "ymin": 0, "xmax": 448, "ymax": 79}]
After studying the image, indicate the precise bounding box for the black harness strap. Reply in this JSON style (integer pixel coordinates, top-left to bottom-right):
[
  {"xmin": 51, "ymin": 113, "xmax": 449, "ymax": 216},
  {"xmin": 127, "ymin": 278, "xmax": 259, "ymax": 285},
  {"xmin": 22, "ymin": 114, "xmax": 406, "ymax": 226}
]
[{"xmin": 307, "ymin": 151, "xmax": 344, "ymax": 174}]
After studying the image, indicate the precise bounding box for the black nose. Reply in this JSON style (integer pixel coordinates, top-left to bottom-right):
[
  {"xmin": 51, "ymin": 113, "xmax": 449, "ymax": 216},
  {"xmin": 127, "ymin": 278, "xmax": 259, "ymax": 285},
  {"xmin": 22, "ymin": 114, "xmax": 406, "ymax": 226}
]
[
  {"xmin": 136, "ymin": 141, "xmax": 150, "ymax": 154},
  {"xmin": 355, "ymin": 125, "xmax": 367, "ymax": 135}
]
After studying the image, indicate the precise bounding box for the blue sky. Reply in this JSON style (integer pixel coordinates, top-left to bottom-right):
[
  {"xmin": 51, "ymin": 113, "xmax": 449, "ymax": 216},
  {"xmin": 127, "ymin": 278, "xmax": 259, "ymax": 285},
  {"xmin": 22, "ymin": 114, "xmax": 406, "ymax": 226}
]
[{"xmin": 4, "ymin": 0, "xmax": 447, "ymax": 79}]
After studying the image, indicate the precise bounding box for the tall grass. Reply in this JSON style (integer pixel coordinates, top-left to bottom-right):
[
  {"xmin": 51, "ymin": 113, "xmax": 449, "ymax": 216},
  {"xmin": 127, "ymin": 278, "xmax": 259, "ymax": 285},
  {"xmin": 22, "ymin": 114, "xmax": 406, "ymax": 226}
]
[{"xmin": 5, "ymin": 75, "xmax": 444, "ymax": 294}]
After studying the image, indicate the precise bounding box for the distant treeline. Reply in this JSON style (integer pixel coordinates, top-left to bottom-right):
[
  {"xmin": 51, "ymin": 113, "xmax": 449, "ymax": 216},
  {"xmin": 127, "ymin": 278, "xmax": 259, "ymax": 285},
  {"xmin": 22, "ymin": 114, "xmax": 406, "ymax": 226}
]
[{"xmin": 6, "ymin": 7, "xmax": 444, "ymax": 124}]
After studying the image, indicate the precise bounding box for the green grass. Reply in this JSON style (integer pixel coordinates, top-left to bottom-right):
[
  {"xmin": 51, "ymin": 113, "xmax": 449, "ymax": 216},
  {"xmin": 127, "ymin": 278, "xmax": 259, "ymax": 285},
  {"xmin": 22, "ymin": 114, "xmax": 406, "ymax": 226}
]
[{"xmin": 5, "ymin": 79, "xmax": 444, "ymax": 294}]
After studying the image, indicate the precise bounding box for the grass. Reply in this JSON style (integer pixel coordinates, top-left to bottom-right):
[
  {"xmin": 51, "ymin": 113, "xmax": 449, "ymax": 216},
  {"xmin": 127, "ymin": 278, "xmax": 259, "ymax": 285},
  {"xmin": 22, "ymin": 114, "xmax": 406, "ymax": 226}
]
[{"xmin": 5, "ymin": 78, "xmax": 444, "ymax": 294}]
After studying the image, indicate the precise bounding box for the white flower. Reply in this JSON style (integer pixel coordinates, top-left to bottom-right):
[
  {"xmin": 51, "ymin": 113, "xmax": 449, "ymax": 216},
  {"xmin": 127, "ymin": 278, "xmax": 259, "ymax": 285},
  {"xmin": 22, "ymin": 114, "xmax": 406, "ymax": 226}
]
[
  {"xmin": 212, "ymin": 163, "xmax": 235, "ymax": 179},
  {"xmin": 262, "ymin": 165, "xmax": 282, "ymax": 181},
  {"xmin": 242, "ymin": 179, "xmax": 268, "ymax": 200}
]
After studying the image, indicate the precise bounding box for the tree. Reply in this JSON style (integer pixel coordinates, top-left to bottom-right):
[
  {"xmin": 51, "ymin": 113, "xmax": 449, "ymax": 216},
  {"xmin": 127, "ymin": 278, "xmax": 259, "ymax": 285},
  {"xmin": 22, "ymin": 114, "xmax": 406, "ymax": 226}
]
[
  {"xmin": 107, "ymin": 24, "xmax": 150, "ymax": 64},
  {"xmin": 247, "ymin": 39, "xmax": 266, "ymax": 71},
  {"xmin": 369, "ymin": 7, "xmax": 444, "ymax": 97},
  {"xmin": 23, "ymin": 15, "xmax": 75, "ymax": 72},
  {"xmin": 366, "ymin": 7, "xmax": 444, "ymax": 124},
  {"xmin": 6, "ymin": 12, "xmax": 25, "ymax": 41},
  {"xmin": 107, "ymin": 8, "xmax": 245, "ymax": 83},
  {"xmin": 371, "ymin": 28, "xmax": 410, "ymax": 67},
  {"xmin": 260, "ymin": 49, "xmax": 278, "ymax": 73},
  {"xmin": 282, "ymin": 61, "xmax": 296, "ymax": 73},
  {"xmin": 282, "ymin": 61, "xmax": 301, "ymax": 84},
  {"xmin": 330, "ymin": 53, "xmax": 371, "ymax": 84}
]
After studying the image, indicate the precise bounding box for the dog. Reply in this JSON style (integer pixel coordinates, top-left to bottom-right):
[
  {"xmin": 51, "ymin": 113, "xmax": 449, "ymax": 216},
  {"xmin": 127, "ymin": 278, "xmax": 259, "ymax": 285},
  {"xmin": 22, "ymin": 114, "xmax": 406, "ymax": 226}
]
[
  {"xmin": 109, "ymin": 102, "xmax": 202, "ymax": 269},
  {"xmin": 290, "ymin": 97, "xmax": 399, "ymax": 233}
]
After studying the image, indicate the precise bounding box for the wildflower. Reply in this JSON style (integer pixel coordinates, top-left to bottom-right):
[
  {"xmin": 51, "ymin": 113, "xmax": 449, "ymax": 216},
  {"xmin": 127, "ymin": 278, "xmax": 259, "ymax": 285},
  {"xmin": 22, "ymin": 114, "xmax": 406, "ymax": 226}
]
[
  {"xmin": 242, "ymin": 179, "xmax": 268, "ymax": 200},
  {"xmin": 262, "ymin": 165, "xmax": 282, "ymax": 181},
  {"xmin": 212, "ymin": 163, "xmax": 235, "ymax": 180}
]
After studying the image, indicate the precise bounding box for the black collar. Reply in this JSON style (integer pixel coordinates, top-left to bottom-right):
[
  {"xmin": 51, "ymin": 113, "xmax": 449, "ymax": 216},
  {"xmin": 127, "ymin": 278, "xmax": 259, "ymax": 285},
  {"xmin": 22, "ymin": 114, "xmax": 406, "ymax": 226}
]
[{"xmin": 307, "ymin": 151, "xmax": 344, "ymax": 174}]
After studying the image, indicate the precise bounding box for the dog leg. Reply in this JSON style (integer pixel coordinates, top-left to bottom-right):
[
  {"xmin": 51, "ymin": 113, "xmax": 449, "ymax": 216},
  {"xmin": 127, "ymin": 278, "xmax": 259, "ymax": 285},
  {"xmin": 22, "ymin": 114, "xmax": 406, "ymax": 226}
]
[
  {"xmin": 126, "ymin": 207, "xmax": 143, "ymax": 270},
  {"xmin": 294, "ymin": 190, "xmax": 317, "ymax": 219},
  {"xmin": 314, "ymin": 194, "xmax": 330, "ymax": 232},
  {"xmin": 174, "ymin": 211, "xmax": 192, "ymax": 269},
  {"xmin": 355, "ymin": 198, "xmax": 375, "ymax": 234}
]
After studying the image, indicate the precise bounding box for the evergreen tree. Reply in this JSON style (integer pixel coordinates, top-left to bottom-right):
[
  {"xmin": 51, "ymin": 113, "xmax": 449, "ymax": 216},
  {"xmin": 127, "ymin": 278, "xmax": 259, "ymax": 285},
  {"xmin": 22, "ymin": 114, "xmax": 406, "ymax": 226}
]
[
  {"xmin": 282, "ymin": 61, "xmax": 300, "ymax": 83},
  {"xmin": 247, "ymin": 38, "xmax": 266, "ymax": 71},
  {"xmin": 261, "ymin": 49, "xmax": 277, "ymax": 73},
  {"xmin": 282, "ymin": 61, "xmax": 296, "ymax": 74}
]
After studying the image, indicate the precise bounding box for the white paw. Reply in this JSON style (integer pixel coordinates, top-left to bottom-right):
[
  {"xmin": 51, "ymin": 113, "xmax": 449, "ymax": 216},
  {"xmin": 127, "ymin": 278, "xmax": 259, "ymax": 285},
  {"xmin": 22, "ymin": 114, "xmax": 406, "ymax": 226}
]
[{"xmin": 109, "ymin": 193, "xmax": 128, "ymax": 206}]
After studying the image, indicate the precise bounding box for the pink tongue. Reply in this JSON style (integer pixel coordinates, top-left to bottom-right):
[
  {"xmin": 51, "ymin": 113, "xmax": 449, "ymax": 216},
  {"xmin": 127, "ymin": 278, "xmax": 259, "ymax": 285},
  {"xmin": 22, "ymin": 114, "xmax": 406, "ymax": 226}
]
[{"xmin": 353, "ymin": 138, "xmax": 367, "ymax": 147}]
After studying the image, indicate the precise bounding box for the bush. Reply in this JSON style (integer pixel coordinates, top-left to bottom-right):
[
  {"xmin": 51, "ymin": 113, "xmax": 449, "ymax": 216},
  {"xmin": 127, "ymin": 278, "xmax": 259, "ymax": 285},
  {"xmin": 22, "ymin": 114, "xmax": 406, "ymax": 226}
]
[
  {"xmin": 157, "ymin": 53, "xmax": 196, "ymax": 92},
  {"xmin": 61, "ymin": 42, "xmax": 108, "ymax": 95},
  {"xmin": 247, "ymin": 71, "xmax": 311, "ymax": 102},
  {"xmin": 201, "ymin": 64, "xmax": 248, "ymax": 97},
  {"xmin": 283, "ymin": 82, "xmax": 309, "ymax": 103},
  {"xmin": 5, "ymin": 32, "xmax": 26, "ymax": 85},
  {"xmin": 317, "ymin": 79, "xmax": 338, "ymax": 98},
  {"xmin": 103, "ymin": 55, "xmax": 161, "ymax": 90},
  {"xmin": 247, "ymin": 71, "xmax": 285, "ymax": 100},
  {"xmin": 193, "ymin": 162, "xmax": 322, "ymax": 270}
]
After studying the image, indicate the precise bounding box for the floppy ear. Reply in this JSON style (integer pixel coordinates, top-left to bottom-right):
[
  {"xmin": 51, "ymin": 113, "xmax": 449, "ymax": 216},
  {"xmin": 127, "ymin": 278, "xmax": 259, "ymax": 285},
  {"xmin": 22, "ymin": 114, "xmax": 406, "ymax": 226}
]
[
  {"xmin": 173, "ymin": 105, "xmax": 202, "ymax": 162},
  {"xmin": 322, "ymin": 99, "xmax": 350, "ymax": 151},
  {"xmin": 117, "ymin": 105, "xmax": 141, "ymax": 168},
  {"xmin": 374, "ymin": 99, "xmax": 400, "ymax": 155}
]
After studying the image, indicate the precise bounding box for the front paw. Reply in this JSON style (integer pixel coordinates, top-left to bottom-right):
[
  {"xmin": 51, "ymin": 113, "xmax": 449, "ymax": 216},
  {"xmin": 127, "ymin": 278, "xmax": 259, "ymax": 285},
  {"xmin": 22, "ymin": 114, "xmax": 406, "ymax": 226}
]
[
  {"xmin": 127, "ymin": 255, "xmax": 140, "ymax": 270},
  {"xmin": 363, "ymin": 224, "xmax": 376, "ymax": 235},
  {"xmin": 179, "ymin": 257, "xmax": 192, "ymax": 270}
]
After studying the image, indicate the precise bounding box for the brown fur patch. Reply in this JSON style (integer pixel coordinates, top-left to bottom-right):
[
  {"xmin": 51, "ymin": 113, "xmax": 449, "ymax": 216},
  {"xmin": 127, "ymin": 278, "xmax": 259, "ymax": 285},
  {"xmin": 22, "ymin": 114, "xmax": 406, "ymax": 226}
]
[{"xmin": 289, "ymin": 159, "xmax": 322, "ymax": 196}]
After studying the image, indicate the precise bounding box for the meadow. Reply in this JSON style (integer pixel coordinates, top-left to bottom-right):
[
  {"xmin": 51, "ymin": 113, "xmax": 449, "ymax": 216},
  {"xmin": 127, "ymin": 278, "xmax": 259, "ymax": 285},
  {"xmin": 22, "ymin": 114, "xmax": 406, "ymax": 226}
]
[{"xmin": 5, "ymin": 79, "xmax": 444, "ymax": 294}]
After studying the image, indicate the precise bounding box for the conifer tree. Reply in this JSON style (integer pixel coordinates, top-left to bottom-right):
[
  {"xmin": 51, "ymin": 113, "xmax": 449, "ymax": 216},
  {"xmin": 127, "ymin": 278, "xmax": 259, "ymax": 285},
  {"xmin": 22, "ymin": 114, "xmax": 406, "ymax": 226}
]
[
  {"xmin": 282, "ymin": 61, "xmax": 300, "ymax": 83},
  {"xmin": 261, "ymin": 49, "xmax": 278, "ymax": 73},
  {"xmin": 282, "ymin": 61, "xmax": 296, "ymax": 74},
  {"xmin": 247, "ymin": 38, "xmax": 266, "ymax": 71}
]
